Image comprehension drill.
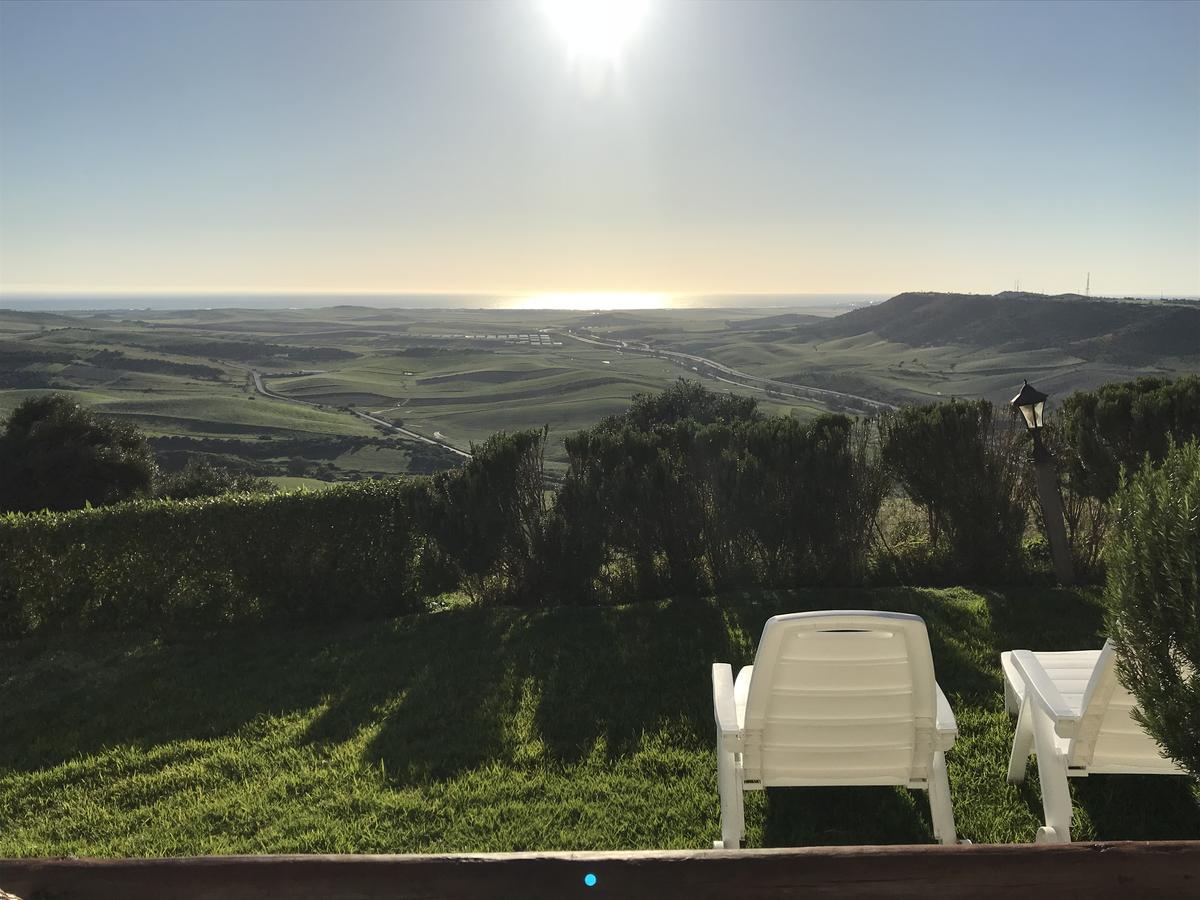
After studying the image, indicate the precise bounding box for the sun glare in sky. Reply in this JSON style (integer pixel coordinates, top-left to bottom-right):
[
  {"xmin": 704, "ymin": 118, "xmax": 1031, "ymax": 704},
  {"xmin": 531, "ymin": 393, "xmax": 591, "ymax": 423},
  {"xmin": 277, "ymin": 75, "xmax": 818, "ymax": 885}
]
[
  {"xmin": 508, "ymin": 292, "xmax": 670, "ymax": 311},
  {"xmin": 541, "ymin": 0, "xmax": 648, "ymax": 63}
]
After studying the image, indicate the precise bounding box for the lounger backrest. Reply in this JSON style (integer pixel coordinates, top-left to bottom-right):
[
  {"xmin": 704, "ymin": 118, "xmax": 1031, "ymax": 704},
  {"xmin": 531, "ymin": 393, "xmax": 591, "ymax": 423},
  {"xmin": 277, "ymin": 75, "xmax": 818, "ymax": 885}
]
[
  {"xmin": 742, "ymin": 611, "xmax": 938, "ymax": 788},
  {"xmin": 1071, "ymin": 640, "xmax": 1183, "ymax": 774}
]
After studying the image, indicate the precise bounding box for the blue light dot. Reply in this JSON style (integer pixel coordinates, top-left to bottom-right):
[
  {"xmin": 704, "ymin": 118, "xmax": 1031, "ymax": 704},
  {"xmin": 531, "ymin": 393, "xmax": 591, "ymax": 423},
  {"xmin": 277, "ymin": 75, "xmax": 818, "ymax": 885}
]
[{"xmin": 584, "ymin": 872, "xmax": 598, "ymax": 887}]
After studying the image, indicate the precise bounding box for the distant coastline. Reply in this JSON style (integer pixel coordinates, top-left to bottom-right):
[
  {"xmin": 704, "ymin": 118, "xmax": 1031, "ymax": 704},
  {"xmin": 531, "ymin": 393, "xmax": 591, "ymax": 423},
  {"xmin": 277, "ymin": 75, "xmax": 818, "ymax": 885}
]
[{"xmin": 0, "ymin": 292, "xmax": 889, "ymax": 312}]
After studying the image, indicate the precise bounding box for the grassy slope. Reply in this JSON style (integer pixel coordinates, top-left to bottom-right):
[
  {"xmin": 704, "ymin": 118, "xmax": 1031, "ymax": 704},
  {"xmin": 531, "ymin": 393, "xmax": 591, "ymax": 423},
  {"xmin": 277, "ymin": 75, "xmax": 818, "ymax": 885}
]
[{"xmin": 2, "ymin": 586, "xmax": 1198, "ymax": 856}]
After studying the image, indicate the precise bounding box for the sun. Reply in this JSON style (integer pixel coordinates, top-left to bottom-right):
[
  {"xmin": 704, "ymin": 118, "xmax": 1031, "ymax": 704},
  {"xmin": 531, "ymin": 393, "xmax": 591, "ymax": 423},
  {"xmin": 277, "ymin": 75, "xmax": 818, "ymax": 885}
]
[{"xmin": 541, "ymin": 0, "xmax": 648, "ymax": 63}]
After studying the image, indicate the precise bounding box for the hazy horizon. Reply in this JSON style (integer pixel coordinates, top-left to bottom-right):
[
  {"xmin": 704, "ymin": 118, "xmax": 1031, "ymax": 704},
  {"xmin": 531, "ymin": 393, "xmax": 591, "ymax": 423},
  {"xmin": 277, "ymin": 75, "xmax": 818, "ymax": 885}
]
[
  {"xmin": 2, "ymin": 0, "xmax": 1197, "ymax": 298},
  {"xmin": 5, "ymin": 289, "xmax": 1199, "ymax": 315},
  {"xmin": 0, "ymin": 291, "xmax": 887, "ymax": 312}
]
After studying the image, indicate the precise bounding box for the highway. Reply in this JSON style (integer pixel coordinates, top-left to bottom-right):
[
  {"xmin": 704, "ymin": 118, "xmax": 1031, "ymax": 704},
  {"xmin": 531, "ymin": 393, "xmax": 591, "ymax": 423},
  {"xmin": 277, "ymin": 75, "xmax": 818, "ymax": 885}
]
[
  {"xmin": 560, "ymin": 330, "xmax": 897, "ymax": 412},
  {"xmin": 248, "ymin": 369, "xmax": 472, "ymax": 460}
]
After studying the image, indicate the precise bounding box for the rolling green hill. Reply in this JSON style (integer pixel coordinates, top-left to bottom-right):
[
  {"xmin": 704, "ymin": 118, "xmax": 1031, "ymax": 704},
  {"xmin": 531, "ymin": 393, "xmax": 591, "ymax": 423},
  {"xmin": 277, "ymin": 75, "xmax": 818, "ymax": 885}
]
[
  {"xmin": 801, "ymin": 292, "xmax": 1200, "ymax": 364},
  {"xmin": 571, "ymin": 294, "xmax": 1199, "ymax": 408}
]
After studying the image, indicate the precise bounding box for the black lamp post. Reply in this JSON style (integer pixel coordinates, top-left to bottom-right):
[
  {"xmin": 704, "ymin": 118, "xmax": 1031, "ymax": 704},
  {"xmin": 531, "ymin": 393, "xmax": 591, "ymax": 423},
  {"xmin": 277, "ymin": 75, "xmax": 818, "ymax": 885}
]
[
  {"xmin": 1011, "ymin": 380, "xmax": 1075, "ymax": 586},
  {"xmin": 1011, "ymin": 380, "xmax": 1051, "ymax": 459}
]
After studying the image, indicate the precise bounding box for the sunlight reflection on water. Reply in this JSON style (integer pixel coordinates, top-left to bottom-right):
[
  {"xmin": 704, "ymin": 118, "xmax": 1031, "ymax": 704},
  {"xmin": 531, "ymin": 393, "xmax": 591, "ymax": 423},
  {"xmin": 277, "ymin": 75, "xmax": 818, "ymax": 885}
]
[{"xmin": 504, "ymin": 292, "xmax": 672, "ymax": 310}]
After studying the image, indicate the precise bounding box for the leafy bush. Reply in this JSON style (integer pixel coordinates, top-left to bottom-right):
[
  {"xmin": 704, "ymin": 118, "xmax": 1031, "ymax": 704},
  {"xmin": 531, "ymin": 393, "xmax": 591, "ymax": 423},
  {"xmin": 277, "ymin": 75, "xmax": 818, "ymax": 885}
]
[
  {"xmin": 0, "ymin": 394, "xmax": 157, "ymax": 513},
  {"xmin": 155, "ymin": 459, "xmax": 276, "ymax": 500},
  {"xmin": 617, "ymin": 378, "xmax": 761, "ymax": 430},
  {"xmin": 557, "ymin": 385, "xmax": 884, "ymax": 599},
  {"xmin": 1052, "ymin": 376, "xmax": 1200, "ymax": 576},
  {"xmin": 879, "ymin": 399, "xmax": 1026, "ymax": 582},
  {"xmin": 729, "ymin": 414, "xmax": 886, "ymax": 586},
  {"xmin": 422, "ymin": 428, "xmax": 548, "ymax": 604},
  {"xmin": 1104, "ymin": 441, "xmax": 1200, "ymax": 776},
  {"xmin": 1059, "ymin": 375, "xmax": 1200, "ymax": 501},
  {"xmin": 0, "ymin": 479, "xmax": 429, "ymax": 639},
  {"xmin": 557, "ymin": 382, "xmax": 765, "ymax": 599}
]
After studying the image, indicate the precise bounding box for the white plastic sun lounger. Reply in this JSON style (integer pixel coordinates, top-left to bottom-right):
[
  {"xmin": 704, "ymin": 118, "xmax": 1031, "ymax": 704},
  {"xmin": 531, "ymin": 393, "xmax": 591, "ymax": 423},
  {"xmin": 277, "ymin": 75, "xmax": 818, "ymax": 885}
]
[
  {"xmin": 711, "ymin": 610, "xmax": 960, "ymax": 849},
  {"xmin": 1002, "ymin": 640, "xmax": 1187, "ymax": 843}
]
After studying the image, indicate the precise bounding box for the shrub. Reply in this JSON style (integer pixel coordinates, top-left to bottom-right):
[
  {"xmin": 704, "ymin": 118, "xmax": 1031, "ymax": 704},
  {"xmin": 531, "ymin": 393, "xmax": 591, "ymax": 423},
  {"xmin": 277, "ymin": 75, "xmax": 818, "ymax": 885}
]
[
  {"xmin": 730, "ymin": 414, "xmax": 886, "ymax": 586},
  {"xmin": 0, "ymin": 394, "xmax": 157, "ymax": 513},
  {"xmin": 1059, "ymin": 375, "xmax": 1200, "ymax": 502},
  {"xmin": 422, "ymin": 428, "xmax": 548, "ymax": 604},
  {"xmin": 0, "ymin": 479, "xmax": 429, "ymax": 639},
  {"xmin": 559, "ymin": 393, "xmax": 885, "ymax": 599},
  {"xmin": 1053, "ymin": 375, "xmax": 1200, "ymax": 576},
  {"xmin": 155, "ymin": 459, "xmax": 276, "ymax": 500},
  {"xmin": 1104, "ymin": 440, "xmax": 1200, "ymax": 776},
  {"xmin": 879, "ymin": 399, "xmax": 1026, "ymax": 582},
  {"xmin": 557, "ymin": 381, "xmax": 762, "ymax": 599},
  {"xmin": 618, "ymin": 378, "xmax": 761, "ymax": 430}
]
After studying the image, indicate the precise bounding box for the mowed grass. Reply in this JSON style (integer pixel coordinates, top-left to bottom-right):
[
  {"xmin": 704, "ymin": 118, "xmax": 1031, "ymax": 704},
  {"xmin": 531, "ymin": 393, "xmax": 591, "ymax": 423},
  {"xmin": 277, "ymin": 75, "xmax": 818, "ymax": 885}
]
[{"xmin": 2, "ymin": 586, "xmax": 1198, "ymax": 857}]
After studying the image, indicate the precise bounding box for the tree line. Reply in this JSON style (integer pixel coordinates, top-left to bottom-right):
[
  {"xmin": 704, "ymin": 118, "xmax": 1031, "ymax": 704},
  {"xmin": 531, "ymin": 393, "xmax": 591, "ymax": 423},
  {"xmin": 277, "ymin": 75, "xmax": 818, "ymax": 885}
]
[{"xmin": 4, "ymin": 374, "xmax": 1197, "ymax": 633}]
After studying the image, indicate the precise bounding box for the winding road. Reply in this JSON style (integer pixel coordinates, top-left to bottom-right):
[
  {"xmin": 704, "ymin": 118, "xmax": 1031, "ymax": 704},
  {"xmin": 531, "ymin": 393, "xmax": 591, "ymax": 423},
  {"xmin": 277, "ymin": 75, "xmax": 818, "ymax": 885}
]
[{"xmin": 249, "ymin": 369, "xmax": 472, "ymax": 459}]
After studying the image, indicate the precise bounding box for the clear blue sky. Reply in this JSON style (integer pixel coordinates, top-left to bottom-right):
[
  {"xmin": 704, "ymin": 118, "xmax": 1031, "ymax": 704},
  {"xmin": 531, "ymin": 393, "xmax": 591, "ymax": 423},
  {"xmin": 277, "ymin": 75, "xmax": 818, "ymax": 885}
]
[{"xmin": 1, "ymin": 0, "xmax": 1196, "ymax": 297}]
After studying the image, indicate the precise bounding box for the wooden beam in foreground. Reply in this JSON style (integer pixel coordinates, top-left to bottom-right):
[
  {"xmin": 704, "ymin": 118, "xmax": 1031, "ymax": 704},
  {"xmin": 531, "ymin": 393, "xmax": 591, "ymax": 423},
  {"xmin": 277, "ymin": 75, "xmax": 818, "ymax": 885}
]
[{"xmin": 3, "ymin": 841, "xmax": 1199, "ymax": 900}]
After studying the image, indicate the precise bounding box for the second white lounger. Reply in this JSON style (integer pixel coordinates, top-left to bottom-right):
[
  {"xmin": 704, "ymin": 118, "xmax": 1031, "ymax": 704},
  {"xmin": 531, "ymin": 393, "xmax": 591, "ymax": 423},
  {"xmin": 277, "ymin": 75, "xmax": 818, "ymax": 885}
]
[
  {"xmin": 1002, "ymin": 640, "xmax": 1186, "ymax": 843},
  {"xmin": 712, "ymin": 610, "xmax": 960, "ymax": 849}
]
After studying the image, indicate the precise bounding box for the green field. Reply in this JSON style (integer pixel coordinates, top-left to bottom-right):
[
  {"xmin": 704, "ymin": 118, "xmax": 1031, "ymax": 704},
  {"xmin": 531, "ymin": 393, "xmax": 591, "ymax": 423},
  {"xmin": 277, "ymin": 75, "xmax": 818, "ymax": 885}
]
[
  {"xmin": 2, "ymin": 586, "xmax": 1198, "ymax": 856},
  {"xmin": 0, "ymin": 306, "xmax": 832, "ymax": 476}
]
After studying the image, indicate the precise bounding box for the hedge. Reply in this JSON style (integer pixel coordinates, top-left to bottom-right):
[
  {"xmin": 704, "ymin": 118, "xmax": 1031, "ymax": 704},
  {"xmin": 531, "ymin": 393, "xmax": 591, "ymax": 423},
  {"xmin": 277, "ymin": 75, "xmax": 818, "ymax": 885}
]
[
  {"xmin": 6, "ymin": 377, "xmax": 1200, "ymax": 638},
  {"xmin": 0, "ymin": 479, "xmax": 432, "ymax": 638}
]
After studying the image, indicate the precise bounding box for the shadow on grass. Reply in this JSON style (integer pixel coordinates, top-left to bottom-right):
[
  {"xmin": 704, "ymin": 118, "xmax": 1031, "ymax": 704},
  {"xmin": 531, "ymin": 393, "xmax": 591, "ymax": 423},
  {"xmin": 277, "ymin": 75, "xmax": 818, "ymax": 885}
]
[
  {"xmin": 1074, "ymin": 775, "xmax": 1200, "ymax": 841},
  {"xmin": 981, "ymin": 586, "xmax": 1106, "ymax": 656},
  {"xmin": 6, "ymin": 584, "xmax": 1196, "ymax": 848},
  {"xmin": 307, "ymin": 598, "xmax": 739, "ymax": 781},
  {"xmin": 300, "ymin": 609, "xmax": 523, "ymax": 782},
  {"xmin": 0, "ymin": 624, "xmax": 346, "ymax": 772},
  {"xmin": 762, "ymin": 786, "xmax": 935, "ymax": 847}
]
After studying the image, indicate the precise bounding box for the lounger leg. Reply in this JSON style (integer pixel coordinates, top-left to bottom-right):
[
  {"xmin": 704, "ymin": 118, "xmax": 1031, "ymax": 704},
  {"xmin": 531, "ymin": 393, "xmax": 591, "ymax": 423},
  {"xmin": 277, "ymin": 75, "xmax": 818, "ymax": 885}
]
[
  {"xmin": 714, "ymin": 737, "xmax": 744, "ymax": 850},
  {"xmin": 1007, "ymin": 696, "xmax": 1036, "ymax": 784},
  {"xmin": 927, "ymin": 750, "xmax": 958, "ymax": 845},
  {"xmin": 1030, "ymin": 705, "xmax": 1073, "ymax": 844},
  {"xmin": 1004, "ymin": 672, "xmax": 1020, "ymax": 715}
]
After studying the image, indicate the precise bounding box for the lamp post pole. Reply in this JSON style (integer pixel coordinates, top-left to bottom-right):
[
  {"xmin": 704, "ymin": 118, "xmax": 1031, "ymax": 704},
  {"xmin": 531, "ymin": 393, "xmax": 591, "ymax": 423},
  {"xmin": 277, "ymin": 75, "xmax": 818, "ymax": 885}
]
[
  {"xmin": 1030, "ymin": 428, "xmax": 1075, "ymax": 586},
  {"xmin": 1011, "ymin": 381, "xmax": 1075, "ymax": 587}
]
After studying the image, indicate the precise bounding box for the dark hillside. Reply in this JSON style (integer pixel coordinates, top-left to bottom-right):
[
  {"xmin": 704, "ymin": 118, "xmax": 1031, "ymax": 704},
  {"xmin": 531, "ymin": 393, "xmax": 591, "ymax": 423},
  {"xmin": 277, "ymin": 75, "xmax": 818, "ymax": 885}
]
[
  {"xmin": 0, "ymin": 309, "xmax": 83, "ymax": 327},
  {"xmin": 801, "ymin": 292, "xmax": 1200, "ymax": 364}
]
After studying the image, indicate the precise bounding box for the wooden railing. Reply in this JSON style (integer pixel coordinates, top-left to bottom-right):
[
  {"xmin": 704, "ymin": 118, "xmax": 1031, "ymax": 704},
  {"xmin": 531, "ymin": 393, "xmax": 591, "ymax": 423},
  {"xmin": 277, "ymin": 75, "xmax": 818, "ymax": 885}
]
[{"xmin": 3, "ymin": 841, "xmax": 1199, "ymax": 900}]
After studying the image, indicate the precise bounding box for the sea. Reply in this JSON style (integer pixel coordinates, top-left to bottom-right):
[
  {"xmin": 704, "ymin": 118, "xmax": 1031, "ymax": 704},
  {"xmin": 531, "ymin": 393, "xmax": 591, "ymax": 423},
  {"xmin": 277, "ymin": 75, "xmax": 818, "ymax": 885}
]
[{"xmin": 0, "ymin": 292, "xmax": 887, "ymax": 313}]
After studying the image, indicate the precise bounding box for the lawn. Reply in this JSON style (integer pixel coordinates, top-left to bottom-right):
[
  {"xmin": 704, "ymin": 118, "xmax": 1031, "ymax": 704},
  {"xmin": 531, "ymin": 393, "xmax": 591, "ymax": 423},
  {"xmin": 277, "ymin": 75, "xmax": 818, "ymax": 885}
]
[{"xmin": 2, "ymin": 586, "xmax": 1198, "ymax": 856}]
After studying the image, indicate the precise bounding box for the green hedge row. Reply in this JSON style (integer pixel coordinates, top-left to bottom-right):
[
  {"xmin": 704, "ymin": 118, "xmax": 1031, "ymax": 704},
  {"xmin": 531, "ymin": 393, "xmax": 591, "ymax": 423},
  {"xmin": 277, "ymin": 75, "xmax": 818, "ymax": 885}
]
[
  {"xmin": 0, "ymin": 479, "xmax": 433, "ymax": 638},
  {"xmin": 5, "ymin": 377, "xmax": 1199, "ymax": 639}
]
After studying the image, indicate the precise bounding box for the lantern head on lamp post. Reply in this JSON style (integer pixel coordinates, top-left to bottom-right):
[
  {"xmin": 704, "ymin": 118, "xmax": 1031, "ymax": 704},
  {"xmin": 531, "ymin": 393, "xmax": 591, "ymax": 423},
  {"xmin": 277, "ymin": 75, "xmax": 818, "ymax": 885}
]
[
  {"xmin": 1011, "ymin": 379, "xmax": 1075, "ymax": 585},
  {"xmin": 1011, "ymin": 379, "xmax": 1050, "ymax": 461}
]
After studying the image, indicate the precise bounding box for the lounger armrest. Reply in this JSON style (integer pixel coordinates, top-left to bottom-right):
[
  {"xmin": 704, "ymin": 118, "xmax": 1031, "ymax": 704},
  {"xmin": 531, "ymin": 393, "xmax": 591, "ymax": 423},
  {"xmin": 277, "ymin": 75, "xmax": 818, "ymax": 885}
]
[
  {"xmin": 1010, "ymin": 650, "xmax": 1079, "ymax": 738},
  {"xmin": 935, "ymin": 683, "xmax": 957, "ymax": 740},
  {"xmin": 712, "ymin": 663, "xmax": 742, "ymax": 752}
]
